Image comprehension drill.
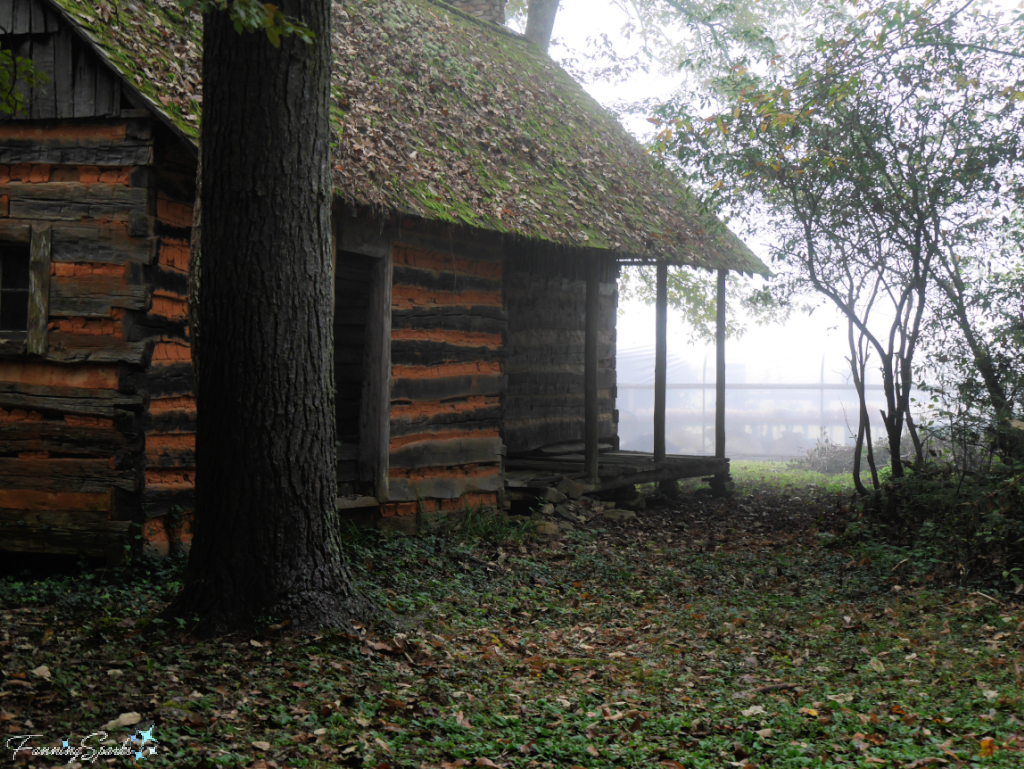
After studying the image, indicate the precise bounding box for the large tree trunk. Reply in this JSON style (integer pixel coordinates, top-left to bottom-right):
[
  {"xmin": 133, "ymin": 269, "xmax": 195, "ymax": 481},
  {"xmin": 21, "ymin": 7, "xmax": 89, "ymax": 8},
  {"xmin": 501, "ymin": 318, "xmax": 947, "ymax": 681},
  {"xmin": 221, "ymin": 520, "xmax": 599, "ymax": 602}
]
[
  {"xmin": 166, "ymin": 0, "xmax": 362, "ymax": 636},
  {"xmin": 525, "ymin": 0, "xmax": 560, "ymax": 52}
]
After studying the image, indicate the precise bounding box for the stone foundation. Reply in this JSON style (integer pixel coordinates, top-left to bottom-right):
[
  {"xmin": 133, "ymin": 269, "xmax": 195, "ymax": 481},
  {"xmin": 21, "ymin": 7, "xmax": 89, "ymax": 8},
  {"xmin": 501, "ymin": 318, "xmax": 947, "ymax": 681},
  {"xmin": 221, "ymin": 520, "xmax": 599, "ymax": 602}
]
[{"xmin": 448, "ymin": 0, "xmax": 506, "ymax": 25}]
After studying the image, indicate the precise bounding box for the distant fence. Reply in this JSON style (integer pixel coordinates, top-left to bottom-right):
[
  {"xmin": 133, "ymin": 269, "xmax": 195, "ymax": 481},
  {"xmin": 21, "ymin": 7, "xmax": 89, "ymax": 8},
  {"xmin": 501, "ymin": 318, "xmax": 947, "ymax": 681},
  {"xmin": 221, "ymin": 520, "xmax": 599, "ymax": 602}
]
[{"xmin": 616, "ymin": 381, "xmax": 910, "ymax": 459}]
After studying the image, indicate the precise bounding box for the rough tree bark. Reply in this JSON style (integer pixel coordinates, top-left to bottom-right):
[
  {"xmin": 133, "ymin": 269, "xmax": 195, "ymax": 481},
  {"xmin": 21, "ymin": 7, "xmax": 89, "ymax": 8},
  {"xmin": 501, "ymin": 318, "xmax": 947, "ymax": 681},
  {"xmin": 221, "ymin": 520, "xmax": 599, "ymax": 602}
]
[
  {"xmin": 525, "ymin": 0, "xmax": 560, "ymax": 52},
  {"xmin": 166, "ymin": 0, "xmax": 363, "ymax": 636}
]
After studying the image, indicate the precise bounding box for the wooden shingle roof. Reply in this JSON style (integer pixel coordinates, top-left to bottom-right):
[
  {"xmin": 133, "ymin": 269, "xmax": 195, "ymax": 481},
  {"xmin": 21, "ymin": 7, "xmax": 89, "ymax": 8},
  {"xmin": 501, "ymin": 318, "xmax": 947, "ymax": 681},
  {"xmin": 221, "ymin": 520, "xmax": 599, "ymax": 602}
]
[{"xmin": 44, "ymin": 0, "xmax": 768, "ymax": 274}]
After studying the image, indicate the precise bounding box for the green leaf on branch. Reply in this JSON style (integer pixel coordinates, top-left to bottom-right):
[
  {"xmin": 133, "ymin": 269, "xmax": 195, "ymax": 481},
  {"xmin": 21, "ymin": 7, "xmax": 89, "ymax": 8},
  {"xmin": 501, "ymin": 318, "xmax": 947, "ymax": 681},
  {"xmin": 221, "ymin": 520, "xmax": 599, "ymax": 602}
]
[{"xmin": 180, "ymin": 0, "xmax": 313, "ymax": 46}]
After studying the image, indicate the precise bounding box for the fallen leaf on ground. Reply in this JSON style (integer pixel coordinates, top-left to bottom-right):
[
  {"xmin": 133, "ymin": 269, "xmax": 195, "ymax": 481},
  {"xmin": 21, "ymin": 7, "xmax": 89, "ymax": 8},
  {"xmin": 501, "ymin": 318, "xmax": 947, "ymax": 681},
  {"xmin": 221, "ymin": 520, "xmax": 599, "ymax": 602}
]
[
  {"xmin": 101, "ymin": 712, "xmax": 141, "ymax": 731},
  {"xmin": 31, "ymin": 666, "xmax": 50, "ymax": 681},
  {"xmin": 979, "ymin": 737, "xmax": 996, "ymax": 757}
]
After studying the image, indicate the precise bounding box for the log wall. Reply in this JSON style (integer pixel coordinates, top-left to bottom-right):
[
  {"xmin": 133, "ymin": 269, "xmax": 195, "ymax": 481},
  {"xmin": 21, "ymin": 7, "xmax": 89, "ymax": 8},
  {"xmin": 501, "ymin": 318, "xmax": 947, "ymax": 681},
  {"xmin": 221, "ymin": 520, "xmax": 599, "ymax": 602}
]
[
  {"xmin": 383, "ymin": 231, "xmax": 507, "ymax": 518},
  {"xmin": 0, "ymin": 112, "xmax": 198, "ymax": 558},
  {"xmin": 504, "ymin": 251, "xmax": 619, "ymax": 454}
]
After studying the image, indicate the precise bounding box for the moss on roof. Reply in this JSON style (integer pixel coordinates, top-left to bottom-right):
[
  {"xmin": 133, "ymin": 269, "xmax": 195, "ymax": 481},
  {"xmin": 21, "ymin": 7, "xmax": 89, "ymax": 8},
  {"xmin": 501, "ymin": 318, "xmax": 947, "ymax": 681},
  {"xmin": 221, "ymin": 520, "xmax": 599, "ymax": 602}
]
[{"xmin": 45, "ymin": 0, "xmax": 767, "ymax": 274}]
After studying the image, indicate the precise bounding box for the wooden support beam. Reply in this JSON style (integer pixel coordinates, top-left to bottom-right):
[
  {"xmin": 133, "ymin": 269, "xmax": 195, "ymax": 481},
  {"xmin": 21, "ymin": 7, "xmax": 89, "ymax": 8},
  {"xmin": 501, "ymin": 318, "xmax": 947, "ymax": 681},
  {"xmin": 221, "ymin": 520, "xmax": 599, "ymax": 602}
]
[
  {"xmin": 653, "ymin": 261, "xmax": 668, "ymax": 463},
  {"xmin": 710, "ymin": 268, "xmax": 732, "ymax": 497},
  {"xmin": 715, "ymin": 268, "xmax": 726, "ymax": 460},
  {"xmin": 358, "ymin": 244, "xmax": 393, "ymax": 502},
  {"xmin": 584, "ymin": 258, "xmax": 600, "ymax": 480}
]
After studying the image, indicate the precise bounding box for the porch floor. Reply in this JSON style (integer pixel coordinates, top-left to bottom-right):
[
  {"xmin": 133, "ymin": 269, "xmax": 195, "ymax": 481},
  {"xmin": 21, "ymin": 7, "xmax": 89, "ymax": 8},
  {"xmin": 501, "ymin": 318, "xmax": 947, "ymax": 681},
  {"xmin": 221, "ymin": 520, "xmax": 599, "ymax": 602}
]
[{"xmin": 505, "ymin": 444, "xmax": 729, "ymax": 499}]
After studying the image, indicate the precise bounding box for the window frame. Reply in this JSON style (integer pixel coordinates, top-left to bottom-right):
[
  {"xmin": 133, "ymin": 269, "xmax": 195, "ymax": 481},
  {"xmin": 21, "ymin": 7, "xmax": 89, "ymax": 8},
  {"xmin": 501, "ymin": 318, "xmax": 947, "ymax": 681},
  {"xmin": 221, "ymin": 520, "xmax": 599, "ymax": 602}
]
[{"xmin": 0, "ymin": 224, "xmax": 51, "ymax": 356}]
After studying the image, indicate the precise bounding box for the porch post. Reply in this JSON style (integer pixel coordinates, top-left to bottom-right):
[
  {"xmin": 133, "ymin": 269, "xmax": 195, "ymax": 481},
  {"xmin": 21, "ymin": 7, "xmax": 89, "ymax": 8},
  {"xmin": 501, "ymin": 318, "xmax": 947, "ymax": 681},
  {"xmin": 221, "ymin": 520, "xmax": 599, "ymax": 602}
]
[
  {"xmin": 653, "ymin": 261, "xmax": 668, "ymax": 463},
  {"xmin": 715, "ymin": 268, "xmax": 726, "ymax": 460},
  {"xmin": 584, "ymin": 258, "xmax": 601, "ymax": 480},
  {"xmin": 713, "ymin": 268, "xmax": 729, "ymax": 495}
]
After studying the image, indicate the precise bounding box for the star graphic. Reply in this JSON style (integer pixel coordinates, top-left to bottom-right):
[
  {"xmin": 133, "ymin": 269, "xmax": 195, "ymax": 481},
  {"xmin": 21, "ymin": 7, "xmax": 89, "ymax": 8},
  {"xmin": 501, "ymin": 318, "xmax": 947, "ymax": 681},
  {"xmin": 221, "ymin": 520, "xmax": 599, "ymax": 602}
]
[
  {"xmin": 62, "ymin": 738, "xmax": 70, "ymax": 748},
  {"xmin": 148, "ymin": 746, "xmax": 158, "ymax": 755},
  {"xmin": 138, "ymin": 726, "xmax": 155, "ymax": 743},
  {"xmin": 129, "ymin": 730, "xmax": 139, "ymax": 744},
  {"xmin": 134, "ymin": 749, "xmax": 145, "ymax": 761}
]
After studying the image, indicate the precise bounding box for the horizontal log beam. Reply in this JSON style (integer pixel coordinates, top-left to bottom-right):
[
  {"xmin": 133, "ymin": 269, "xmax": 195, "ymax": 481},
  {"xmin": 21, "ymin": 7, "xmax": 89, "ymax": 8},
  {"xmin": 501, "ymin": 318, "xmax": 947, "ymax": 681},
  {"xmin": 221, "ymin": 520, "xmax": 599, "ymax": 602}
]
[
  {"xmin": 392, "ymin": 265, "xmax": 500, "ymax": 294},
  {"xmin": 391, "ymin": 373, "xmax": 506, "ymax": 402},
  {"xmin": 0, "ymin": 421, "xmax": 132, "ymax": 455},
  {"xmin": 46, "ymin": 333, "xmax": 149, "ymax": 365},
  {"xmin": 391, "ymin": 310, "xmax": 506, "ymax": 336},
  {"xmin": 2, "ymin": 182, "xmax": 148, "ymax": 222},
  {"xmin": 0, "ymin": 457, "xmax": 136, "ymax": 492},
  {"xmin": 0, "ymin": 137, "xmax": 155, "ymax": 166},
  {"xmin": 389, "ymin": 436, "xmax": 503, "ymax": 470},
  {"xmin": 388, "ymin": 472, "xmax": 502, "ymax": 502},
  {"xmin": 119, "ymin": 363, "xmax": 194, "ymax": 399},
  {"xmin": 0, "ymin": 381, "xmax": 143, "ymax": 417},
  {"xmin": 50, "ymin": 275, "xmax": 149, "ymax": 317},
  {"xmin": 0, "ymin": 510, "xmax": 130, "ymax": 556},
  {"xmin": 390, "ymin": 341, "xmax": 500, "ymax": 367}
]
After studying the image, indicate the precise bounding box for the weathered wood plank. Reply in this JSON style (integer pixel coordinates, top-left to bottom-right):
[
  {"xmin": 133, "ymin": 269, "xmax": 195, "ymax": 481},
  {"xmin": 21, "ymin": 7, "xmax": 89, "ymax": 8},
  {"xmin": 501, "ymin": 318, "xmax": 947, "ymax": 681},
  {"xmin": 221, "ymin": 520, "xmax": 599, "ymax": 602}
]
[
  {"xmin": 391, "ymin": 373, "xmax": 506, "ymax": 402},
  {"xmin": 0, "ymin": 137, "xmax": 155, "ymax": 166},
  {"xmin": 47, "ymin": 332, "xmax": 148, "ymax": 365},
  {"xmin": 28, "ymin": 0, "xmax": 43, "ymax": 34},
  {"xmin": 391, "ymin": 310, "xmax": 506, "ymax": 336},
  {"xmin": 43, "ymin": 5, "xmax": 58, "ymax": 32},
  {"xmin": 339, "ymin": 227, "xmax": 389, "ymax": 259},
  {"xmin": 392, "ymin": 265, "xmax": 501, "ymax": 294},
  {"xmin": 392, "ymin": 229, "xmax": 505, "ymax": 263},
  {"xmin": 94, "ymin": 61, "xmax": 115, "ymax": 116},
  {"xmin": 29, "ymin": 33, "xmax": 56, "ymax": 120},
  {"xmin": 0, "ymin": 381, "xmax": 143, "ymax": 417},
  {"xmin": 359, "ymin": 251, "xmax": 393, "ymax": 500},
  {"xmin": 0, "ymin": 1, "xmax": 14, "ymax": 33},
  {"xmin": 52, "ymin": 227, "xmax": 156, "ymax": 265},
  {"xmin": 390, "ymin": 341, "xmax": 499, "ymax": 368},
  {"xmin": 0, "ymin": 457, "xmax": 136, "ymax": 492},
  {"xmin": 0, "ymin": 222, "xmax": 31, "ymax": 243},
  {"xmin": 392, "ymin": 305, "xmax": 507, "ymax": 324},
  {"xmin": 146, "ymin": 448, "xmax": 195, "ymax": 468},
  {"xmin": 0, "ymin": 420, "xmax": 131, "ymax": 455},
  {"xmin": 11, "ymin": 0, "xmax": 31, "ymax": 34},
  {"xmin": 0, "ymin": 510, "xmax": 131, "ymax": 557},
  {"xmin": 53, "ymin": 26, "xmax": 74, "ymax": 118},
  {"xmin": 389, "ymin": 436, "xmax": 503, "ymax": 470},
  {"xmin": 4, "ymin": 182, "xmax": 148, "ymax": 222},
  {"xmin": 141, "ymin": 487, "xmax": 193, "ymax": 518},
  {"xmin": 50, "ymin": 274, "xmax": 149, "ymax": 317},
  {"xmin": 142, "ymin": 410, "xmax": 196, "ymax": 435},
  {"xmin": 120, "ymin": 362, "xmax": 194, "ymax": 398},
  {"xmin": 72, "ymin": 40, "xmax": 97, "ymax": 117},
  {"xmin": 26, "ymin": 224, "xmax": 50, "ymax": 356},
  {"xmin": 388, "ymin": 472, "xmax": 502, "ymax": 502},
  {"xmin": 390, "ymin": 412, "xmax": 504, "ymax": 437}
]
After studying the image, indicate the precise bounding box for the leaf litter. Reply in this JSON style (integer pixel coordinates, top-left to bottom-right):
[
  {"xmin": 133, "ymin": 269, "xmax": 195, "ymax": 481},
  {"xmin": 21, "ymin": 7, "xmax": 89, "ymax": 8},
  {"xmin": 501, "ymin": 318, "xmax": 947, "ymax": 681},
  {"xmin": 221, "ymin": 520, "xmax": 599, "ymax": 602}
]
[{"xmin": 1, "ymin": 480, "xmax": 1022, "ymax": 767}]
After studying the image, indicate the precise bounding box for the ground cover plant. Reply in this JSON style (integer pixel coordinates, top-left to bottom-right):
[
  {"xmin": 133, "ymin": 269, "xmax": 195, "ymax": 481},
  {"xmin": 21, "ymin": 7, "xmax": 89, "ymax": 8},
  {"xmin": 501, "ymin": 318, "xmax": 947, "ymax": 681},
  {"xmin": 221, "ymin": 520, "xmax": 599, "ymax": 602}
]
[{"xmin": 2, "ymin": 483, "xmax": 1022, "ymax": 768}]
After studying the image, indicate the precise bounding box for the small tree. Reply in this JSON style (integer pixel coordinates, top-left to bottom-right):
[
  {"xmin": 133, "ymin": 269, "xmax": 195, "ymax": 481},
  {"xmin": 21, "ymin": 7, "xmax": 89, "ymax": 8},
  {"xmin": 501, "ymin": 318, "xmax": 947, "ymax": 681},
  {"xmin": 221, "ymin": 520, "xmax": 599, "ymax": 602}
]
[{"xmin": 655, "ymin": 0, "xmax": 1024, "ymax": 481}]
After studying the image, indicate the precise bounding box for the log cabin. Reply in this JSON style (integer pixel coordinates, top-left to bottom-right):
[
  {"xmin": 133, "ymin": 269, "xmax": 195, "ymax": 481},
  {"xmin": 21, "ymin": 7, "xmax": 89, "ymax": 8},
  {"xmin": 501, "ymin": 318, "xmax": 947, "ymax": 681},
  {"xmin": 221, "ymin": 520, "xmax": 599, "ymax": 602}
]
[{"xmin": 0, "ymin": 0, "xmax": 768, "ymax": 559}]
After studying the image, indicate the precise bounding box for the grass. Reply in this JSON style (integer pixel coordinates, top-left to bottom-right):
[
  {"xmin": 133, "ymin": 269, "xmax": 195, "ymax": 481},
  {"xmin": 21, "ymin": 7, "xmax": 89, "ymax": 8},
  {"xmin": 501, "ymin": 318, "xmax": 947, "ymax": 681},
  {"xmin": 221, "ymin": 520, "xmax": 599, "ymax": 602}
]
[
  {"xmin": 1, "ymin": 479, "xmax": 1021, "ymax": 769},
  {"xmin": 729, "ymin": 460, "xmax": 858, "ymax": 494}
]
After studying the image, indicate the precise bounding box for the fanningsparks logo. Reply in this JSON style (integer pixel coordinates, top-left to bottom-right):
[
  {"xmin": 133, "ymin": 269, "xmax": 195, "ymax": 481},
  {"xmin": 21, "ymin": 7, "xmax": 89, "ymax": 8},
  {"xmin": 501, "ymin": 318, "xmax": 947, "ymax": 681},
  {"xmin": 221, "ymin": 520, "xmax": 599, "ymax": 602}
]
[{"xmin": 6, "ymin": 725, "xmax": 159, "ymax": 763}]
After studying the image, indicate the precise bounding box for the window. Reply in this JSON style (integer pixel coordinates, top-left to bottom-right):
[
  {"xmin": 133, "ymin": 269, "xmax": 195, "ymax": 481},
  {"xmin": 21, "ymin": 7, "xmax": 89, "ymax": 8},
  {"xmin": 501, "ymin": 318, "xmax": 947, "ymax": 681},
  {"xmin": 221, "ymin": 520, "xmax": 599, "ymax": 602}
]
[{"xmin": 0, "ymin": 242, "xmax": 30, "ymax": 339}]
